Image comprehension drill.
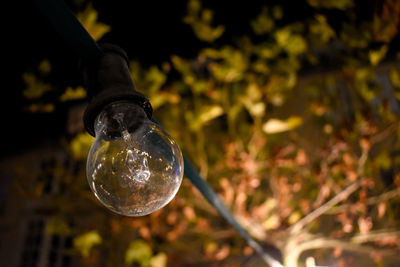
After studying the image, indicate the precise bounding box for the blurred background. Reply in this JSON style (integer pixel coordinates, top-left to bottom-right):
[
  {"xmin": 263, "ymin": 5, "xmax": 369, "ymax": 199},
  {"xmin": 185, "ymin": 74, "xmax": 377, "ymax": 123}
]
[{"xmin": 2, "ymin": 0, "xmax": 400, "ymax": 266}]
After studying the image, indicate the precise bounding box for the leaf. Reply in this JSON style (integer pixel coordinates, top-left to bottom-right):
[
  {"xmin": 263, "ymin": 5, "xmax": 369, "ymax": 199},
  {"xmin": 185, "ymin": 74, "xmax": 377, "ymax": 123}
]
[
  {"xmin": 59, "ymin": 86, "xmax": 87, "ymax": 102},
  {"xmin": 188, "ymin": 105, "xmax": 224, "ymax": 131},
  {"xmin": 275, "ymin": 29, "xmax": 307, "ymax": 55},
  {"xmin": 262, "ymin": 214, "xmax": 280, "ymax": 230},
  {"xmin": 73, "ymin": 230, "xmax": 102, "ymax": 258},
  {"xmin": 187, "ymin": 0, "xmax": 201, "ymax": 13},
  {"xmin": 389, "ymin": 68, "xmax": 400, "ymax": 89},
  {"xmin": 241, "ymin": 85, "xmax": 266, "ymax": 118},
  {"xmin": 69, "ymin": 132, "xmax": 95, "ymax": 160},
  {"xmin": 309, "ymin": 14, "xmax": 336, "ymax": 45},
  {"xmin": 200, "ymin": 48, "xmax": 222, "ymax": 59},
  {"xmin": 355, "ymin": 68, "xmax": 377, "ymax": 101},
  {"xmin": 150, "ymin": 92, "xmax": 181, "ymax": 110},
  {"xmin": 145, "ymin": 66, "xmax": 167, "ymax": 94},
  {"xmin": 38, "ymin": 59, "xmax": 51, "ymax": 75},
  {"xmin": 199, "ymin": 105, "xmax": 224, "ymax": 124},
  {"xmin": 262, "ymin": 117, "xmax": 303, "ymax": 134},
  {"xmin": 46, "ymin": 217, "xmax": 71, "ymax": 236},
  {"xmin": 150, "ymin": 253, "xmax": 167, "ymax": 267},
  {"xmin": 307, "ymin": 0, "xmax": 354, "ymax": 10},
  {"xmin": 76, "ymin": 4, "xmax": 111, "ymax": 41},
  {"xmin": 191, "ymin": 21, "xmax": 225, "ymax": 43},
  {"xmin": 171, "ymin": 55, "xmax": 192, "ymax": 76},
  {"xmin": 255, "ymin": 43, "xmax": 280, "ymax": 59},
  {"xmin": 251, "ymin": 7, "xmax": 275, "ymax": 35},
  {"xmin": 183, "ymin": 0, "xmax": 224, "ymax": 42},
  {"xmin": 369, "ymin": 45, "xmax": 388, "ymax": 66},
  {"xmin": 25, "ymin": 103, "xmax": 55, "ymax": 113},
  {"xmin": 288, "ymin": 211, "xmax": 302, "ymax": 224},
  {"xmin": 207, "ymin": 47, "xmax": 248, "ymax": 82},
  {"xmin": 22, "ymin": 73, "xmax": 52, "ymax": 99},
  {"xmin": 272, "ymin": 6, "xmax": 283, "ymax": 20},
  {"xmin": 125, "ymin": 240, "xmax": 152, "ymax": 266},
  {"xmin": 375, "ymin": 151, "xmax": 391, "ymax": 170}
]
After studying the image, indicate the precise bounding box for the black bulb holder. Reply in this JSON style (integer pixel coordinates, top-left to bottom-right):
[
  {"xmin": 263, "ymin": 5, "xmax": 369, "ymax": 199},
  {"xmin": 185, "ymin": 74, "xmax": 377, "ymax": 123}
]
[{"xmin": 82, "ymin": 44, "xmax": 153, "ymax": 137}]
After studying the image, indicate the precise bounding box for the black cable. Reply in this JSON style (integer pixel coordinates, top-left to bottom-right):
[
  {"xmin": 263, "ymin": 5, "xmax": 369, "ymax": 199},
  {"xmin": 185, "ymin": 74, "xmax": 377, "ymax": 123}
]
[{"xmin": 35, "ymin": 0, "xmax": 103, "ymax": 59}]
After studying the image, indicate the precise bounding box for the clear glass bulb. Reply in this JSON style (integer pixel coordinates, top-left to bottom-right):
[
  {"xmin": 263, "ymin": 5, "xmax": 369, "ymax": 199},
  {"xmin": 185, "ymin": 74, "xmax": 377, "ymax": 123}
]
[{"xmin": 86, "ymin": 101, "xmax": 184, "ymax": 216}]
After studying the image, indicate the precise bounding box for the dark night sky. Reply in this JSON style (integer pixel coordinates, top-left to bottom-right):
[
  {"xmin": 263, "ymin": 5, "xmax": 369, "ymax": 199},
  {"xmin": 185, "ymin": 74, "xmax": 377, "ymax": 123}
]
[{"xmin": 3, "ymin": 0, "xmax": 383, "ymax": 158}]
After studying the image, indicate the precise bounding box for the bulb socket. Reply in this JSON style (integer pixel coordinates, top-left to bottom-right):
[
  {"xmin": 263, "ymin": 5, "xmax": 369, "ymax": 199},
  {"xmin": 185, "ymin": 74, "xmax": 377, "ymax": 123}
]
[{"xmin": 82, "ymin": 43, "xmax": 153, "ymax": 136}]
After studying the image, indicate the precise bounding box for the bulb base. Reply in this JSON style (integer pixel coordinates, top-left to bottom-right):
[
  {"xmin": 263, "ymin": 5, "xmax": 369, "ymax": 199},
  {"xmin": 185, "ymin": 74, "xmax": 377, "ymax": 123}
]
[{"xmin": 82, "ymin": 43, "xmax": 153, "ymax": 136}]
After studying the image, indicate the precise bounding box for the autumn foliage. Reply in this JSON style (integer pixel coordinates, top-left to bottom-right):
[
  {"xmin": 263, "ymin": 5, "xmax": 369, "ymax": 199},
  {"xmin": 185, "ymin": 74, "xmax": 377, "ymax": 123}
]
[{"xmin": 13, "ymin": 0, "xmax": 400, "ymax": 266}]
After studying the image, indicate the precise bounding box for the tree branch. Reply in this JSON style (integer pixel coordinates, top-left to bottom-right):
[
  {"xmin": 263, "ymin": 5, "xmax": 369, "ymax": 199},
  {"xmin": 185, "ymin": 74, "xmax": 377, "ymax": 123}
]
[
  {"xmin": 289, "ymin": 148, "xmax": 368, "ymax": 235},
  {"xmin": 289, "ymin": 178, "xmax": 365, "ymax": 235},
  {"xmin": 351, "ymin": 230, "xmax": 400, "ymax": 244},
  {"xmin": 284, "ymin": 236, "xmax": 398, "ymax": 267}
]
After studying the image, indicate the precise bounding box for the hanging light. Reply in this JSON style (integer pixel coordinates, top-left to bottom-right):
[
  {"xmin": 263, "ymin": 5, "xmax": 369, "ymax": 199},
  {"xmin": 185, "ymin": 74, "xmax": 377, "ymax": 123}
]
[{"xmin": 82, "ymin": 44, "xmax": 184, "ymax": 216}]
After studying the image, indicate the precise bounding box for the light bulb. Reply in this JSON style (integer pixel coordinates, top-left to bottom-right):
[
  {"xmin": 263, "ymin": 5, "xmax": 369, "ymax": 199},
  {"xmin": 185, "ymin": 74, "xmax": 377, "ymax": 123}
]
[{"xmin": 86, "ymin": 101, "xmax": 184, "ymax": 216}]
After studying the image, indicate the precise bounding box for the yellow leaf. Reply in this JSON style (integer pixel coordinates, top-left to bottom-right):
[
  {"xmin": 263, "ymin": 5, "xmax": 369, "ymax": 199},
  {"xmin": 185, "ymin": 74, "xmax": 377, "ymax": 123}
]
[
  {"xmin": 275, "ymin": 28, "xmax": 291, "ymax": 47},
  {"xmin": 184, "ymin": 0, "xmax": 224, "ymax": 42},
  {"xmin": 241, "ymin": 94, "xmax": 265, "ymax": 118},
  {"xmin": 199, "ymin": 105, "xmax": 224, "ymax": 124},
  {"xmin": 272, "ymin": 6, "xmax": 283, "ymax": 20},
  {"xmin": 202, "ymin": 9, "xmax": 213, "ymax": 23},
  {"xmin": 310, "ymin": 15, "xmax": 336, "ymax": 45},
  {"xmin": 76, "ymin": 4, "xmax": 111, "ymax": 41},
  {"xmin": 59, "ymin": 86, "xmax": 87, "ymax": 102},
  {"xmin": 256, "ymin": 44, "xmax": 280, "ymax": 59},
  {"xmin": 275, "ymin": 28, "xmax": 307, "ymax": 55},
  {"xmin": 251, "ymin": 7, "xmax": 275, "ymax": 35},
  {"xmin": 369, "ymin": 45, "xmax": 388, "ymax": 66},
  {"xmin": 246, "ymin": 83, "xmax": 262, "ymax": 101},
  {"xmin": 288, "ymin": 211, "xmax": 302, "ymax": 224},
  {"xmin": 145, "ymin": 66, "xmax": 167, "ymax": 94},
  {"xmin": 150, "ymin": 92, "xmax": 181, "ymax": 110},
  {"xmin": 200, "ymin": 48, "xmax": 221, "ymax": 59},
  {"xmin": 73, "ymin": 231, "xmax": 102, "ymax": 258},
  {"xmin": 262, "ymin": 116, "xmax": 303, "ymax": 134},
  {"xmin": 390, "ymin": 68, "xmax": 400, "ymax": 88},
  {"xmin": 204, "ymin": 241, "xmax": 218, "ymax": 254},
  {"xmin": 38, "ymin": 59, "xmax": 51, "ymax": 75},
  {"xmin": 25, "ymin": 103, "xmax": 55, "ymax": 113},
  {"xmin": 187, "ymin": 0, "xmax": 201, "ymax": 14},
  {"xmin": 125, "ymin": 240, "xmax": 152, "ymax": 265},
  {"xmin": 22, "ymin": 73, "xmax": 52, "ymax": 99},
  {"xmin": 376, "ymin": 151, "xmax": 391, "ymax": 170},
  {"xmin": 150, "ymin": 253, "xmax": 167, "ymax": 267},
  {"xmin": 69, "ymin": 132, "xmax": 95, "ymax": 160},
  {"xmin": 262, "ymin": 214, "xmax": 280, "ymax": 230},
  {"xmin": 307, "ymin": 0, "xmax": 354, "ymax": 10},
  {"xmin": 171, "ymin": 55, "xmax": 192, "ymax": 75},
  {"xmin": 46, "ymin": 217, "xmax": 71, "ymax": 236},
  {"xmin": 188, "ymin": 105, "xmax": 224, "ymax": 131}
]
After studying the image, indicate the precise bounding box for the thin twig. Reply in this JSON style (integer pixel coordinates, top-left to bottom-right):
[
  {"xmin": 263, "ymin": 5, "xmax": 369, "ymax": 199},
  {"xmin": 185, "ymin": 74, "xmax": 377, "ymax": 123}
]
[
  {"xmin": 327, "ymin": 187, "xmax": 400, "ymax": 214},
  {"xmin": 370, "ymin": 123, "xmax": 398, "ymax": 145}
]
